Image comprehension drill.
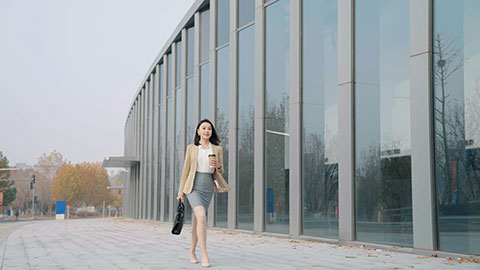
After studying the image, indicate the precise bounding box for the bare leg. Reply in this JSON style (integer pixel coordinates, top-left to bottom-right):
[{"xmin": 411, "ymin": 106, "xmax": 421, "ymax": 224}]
[
  {"xmin": 190, "ymin": 215, "xmax": 198, "ymax": 263},
  {"xmin": 193, "ymin": 206, "xmax": 209, "ymax": 267}
]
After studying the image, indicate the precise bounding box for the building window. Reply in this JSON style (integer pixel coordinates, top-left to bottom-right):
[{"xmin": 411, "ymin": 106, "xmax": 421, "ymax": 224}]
[
  {"xmin": 157, "ymin": 64, "xmax": 164, "ymax": 221},
  {"xmin": 354, "ymin": 0, "xmax": 412, "ymax": 246},
  {"xmin": 187, "ymin": 27, "xmax": 195, "ymax": 76},
  {"xmin": 301, "ymin": 0, "xmax": 338, "ymax": 238},
  {"xmin": 237, "ymin": 25, "xmax": 255, "ymax": 231},
  {"xmin": 215, "ymin": 46, "xmax": 229, "ymax": 228},
  {"xmin": 217, "ymin": 0, "xmax": 229, "ymax": 47},
  {"xmin": 239, "ymin": 0, "xmax": 255, "ymax": 28},
  {"xmin": 264, "ymin": 0, "xmax": 289, "ymax": 234},
  {"xmin": 433, "ymin": 0, "xmax": 480, "ymax": 255},
  {"xmin": 200, "ymin": 10, "xmax": 210, "ymax": 63},
  {"xmin": 200, "ymin": 63, "xmax": 210, "ymax": 119},
  {"xmin": 185, "ymin": 26, "xmax": 195, "ymax": 224}
]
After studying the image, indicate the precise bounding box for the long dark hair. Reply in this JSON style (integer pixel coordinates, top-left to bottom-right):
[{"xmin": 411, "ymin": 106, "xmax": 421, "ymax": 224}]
[{"xmin": 194, "ymin": 119, "xmax": 220, "ymax": 146}]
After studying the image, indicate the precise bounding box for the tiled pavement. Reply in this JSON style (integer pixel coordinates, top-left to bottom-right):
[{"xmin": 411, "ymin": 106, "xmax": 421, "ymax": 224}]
[{"xmin": 1, "ymin": 218, "xmax": 479, "ymax": 269}]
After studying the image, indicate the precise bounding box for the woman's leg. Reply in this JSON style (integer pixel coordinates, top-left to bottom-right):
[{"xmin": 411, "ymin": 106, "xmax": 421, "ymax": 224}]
[
  {"xmin": 190, "ymin": 214, "xmax": 198, "ymax": 262},
  {"xmin": 193, "ymin": 205, "xmax": 209, "ymax": 266}
]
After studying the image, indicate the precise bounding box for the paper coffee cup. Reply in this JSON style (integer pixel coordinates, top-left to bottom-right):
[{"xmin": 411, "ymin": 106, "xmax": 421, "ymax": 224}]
[{"xmin": 208, "ymin": 154, "xmax": 216, "ymax": 168}]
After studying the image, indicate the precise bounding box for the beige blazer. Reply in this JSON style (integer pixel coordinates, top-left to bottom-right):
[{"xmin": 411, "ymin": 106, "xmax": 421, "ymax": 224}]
[{"xmin": 178, "ymin": 143, "xmax": 231, "ymax": 197}]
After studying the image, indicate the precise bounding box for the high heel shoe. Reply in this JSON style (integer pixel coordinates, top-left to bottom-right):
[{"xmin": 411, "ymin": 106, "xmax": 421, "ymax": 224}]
[
  {"xmin": 190, "ymin": 254, "xmax": 198, "ymax": 264},
  {"xmin": 201, "ymin": 257, "xmax": 210, "ymax": 268}
]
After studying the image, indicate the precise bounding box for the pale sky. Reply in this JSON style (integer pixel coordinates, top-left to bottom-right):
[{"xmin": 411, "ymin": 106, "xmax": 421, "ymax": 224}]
[{"xmin": 0, "ymin": 0, "xmax": 194, "ymax": 166}]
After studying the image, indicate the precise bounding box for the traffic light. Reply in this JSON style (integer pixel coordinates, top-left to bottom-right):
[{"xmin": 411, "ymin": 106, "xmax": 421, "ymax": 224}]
[
  {"xmin": 34, "ymin": 196, "xmax": 38, "ymax": 204},
  {"xmin": 30, "ymin": 181, "xmax": 34, "ymax": 190},
  {"xmin": 31, "ymin": 174, "xmax": 35, "ymax": 184}
]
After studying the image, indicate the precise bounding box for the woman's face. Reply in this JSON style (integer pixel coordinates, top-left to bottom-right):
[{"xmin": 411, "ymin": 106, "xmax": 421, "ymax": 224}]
[{"xmin": 197, "ymin": 122, "xmax": 212, "ymax": 141}]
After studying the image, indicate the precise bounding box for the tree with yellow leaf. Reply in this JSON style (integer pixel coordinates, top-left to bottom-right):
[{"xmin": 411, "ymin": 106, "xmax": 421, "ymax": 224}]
[
  {"xmin": 52, "ymin": 163, "xmax": 82, "ymax": 207},
  {"xmin": 52, "ymin": 162, "xmax": 113, "ymax": 209}
]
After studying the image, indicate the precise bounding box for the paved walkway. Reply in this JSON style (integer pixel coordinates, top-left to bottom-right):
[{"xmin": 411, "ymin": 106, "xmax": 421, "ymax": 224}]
[{"xmin": 1, "ymin": 218, "xmax": 479, "ymax": 269}]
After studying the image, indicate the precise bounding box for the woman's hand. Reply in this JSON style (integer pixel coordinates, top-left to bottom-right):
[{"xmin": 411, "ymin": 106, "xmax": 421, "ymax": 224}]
[
  {"xmin": 209, "ymin": 159, "xmax": 218, "ymax": 169},
  {"xmin": 176, "ymin": 194, "xmax": 184, "ymax": 202}
]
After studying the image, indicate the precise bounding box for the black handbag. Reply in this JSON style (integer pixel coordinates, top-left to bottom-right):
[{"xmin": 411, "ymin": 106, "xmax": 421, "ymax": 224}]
[{"xmin": 171, "ymin": 201, "xmax": 185, "ymax": 235}]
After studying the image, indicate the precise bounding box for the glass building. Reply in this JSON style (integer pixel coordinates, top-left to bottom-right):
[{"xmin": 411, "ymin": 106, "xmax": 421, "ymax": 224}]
[{"xmin": 105, "ymin": 0, "xmax": 480, "ymax": 256}]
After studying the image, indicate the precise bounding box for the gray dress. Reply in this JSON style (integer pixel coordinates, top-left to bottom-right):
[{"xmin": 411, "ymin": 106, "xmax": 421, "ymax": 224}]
[{"xmin": 186, "ymin": 172, "xmax": 213, "ymax": 210}]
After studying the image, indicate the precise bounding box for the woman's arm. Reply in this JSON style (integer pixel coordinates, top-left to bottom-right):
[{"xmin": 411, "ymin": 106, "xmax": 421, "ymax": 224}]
[{"xmin": 177, "ymin": 145, "xmax": 191, "ymax": 197}]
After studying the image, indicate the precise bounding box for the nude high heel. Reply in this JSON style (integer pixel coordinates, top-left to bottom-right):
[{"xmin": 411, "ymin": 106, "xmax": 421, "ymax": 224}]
[
  {"xmin": 201, "ymin": 256, "xmax": 210, "ymax": 268},
  {"xmin": 190, "ymin": 253, "xmax": 198, "ymax": 264}
]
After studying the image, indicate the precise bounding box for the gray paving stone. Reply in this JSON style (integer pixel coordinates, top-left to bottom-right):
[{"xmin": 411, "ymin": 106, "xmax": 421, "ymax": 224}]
[{"xmin": 1, "ymin": 218, "xmax": 479, "ymax": 269}]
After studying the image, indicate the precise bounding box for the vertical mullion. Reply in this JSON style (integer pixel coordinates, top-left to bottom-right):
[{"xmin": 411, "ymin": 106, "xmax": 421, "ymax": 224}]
[
  {"xmin": 208, "ymin": 0, "xmax": 218, "ymax": 228},
  {"xmin": 228, "ymin": 0, "xmax": 239, "ymax": 230},
  {"xmin": 194, "ymin": 12, "xmax": 201, "ymax": 125},
  {"xmin": 153, "ymin": 65, "xmax": 160, "ymax": 221},
  {"xmin": 289, "ymin": 0, "xmax": 302, "ymax": 236},
  {"xmin": 160, "ymin": 56, "xmax": 168, "ymax": 222},
  {"xmin": 170, "ymin": 43, "xmax": 177, "ymax": 223},
  {"xmin": 338, "ymin": 0, "xmax": 355, "ymax": 242},
  {"xmin": 181, "ymin": 29, "xmax": 188, "ymax": 170},
  {"xmin": 253, "ymin": 0, "xmax": 265, "ymax": 233},
  {"xmin": 410, "ymin": 0, "xmax": 436, "ymax": 250}
]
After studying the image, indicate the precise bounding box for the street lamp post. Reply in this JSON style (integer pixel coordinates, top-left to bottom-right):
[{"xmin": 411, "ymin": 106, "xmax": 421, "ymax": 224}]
[{"xmin": 31, "ymin": 175, "xmax": 36, "ymax": 219}]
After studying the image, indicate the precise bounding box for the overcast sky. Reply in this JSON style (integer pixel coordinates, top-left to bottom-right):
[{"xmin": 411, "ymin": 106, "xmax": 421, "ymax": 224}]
[{"xmin": 0, "ymin": 0, "xmax": 194, "ymax": 166}]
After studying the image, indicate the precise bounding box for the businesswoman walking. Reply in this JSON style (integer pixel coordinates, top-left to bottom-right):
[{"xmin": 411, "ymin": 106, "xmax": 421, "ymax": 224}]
[{"xmin": 176, "ymin": 119, "xmax": 230, "ymax": 268}]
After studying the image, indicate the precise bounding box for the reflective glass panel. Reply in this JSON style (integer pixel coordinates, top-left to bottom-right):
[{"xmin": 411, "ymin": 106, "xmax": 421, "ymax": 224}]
[
  {"xmin": 174, "ymin": 88, "xmax": 183, "ymax": 198},
  {"xmin": 238, "ymin": 0, "xmax": 255, "ymax": 28},
  {"xmin": 217, "ymin": 0, "xmax": 229, "ymax": 47},
  {"xmin": 187, "ymin": 27, "xmax": 194, "ymax": 76},
  {"xmin": 237, "ymin": 25, "xmax": 255, "ymax": 231},
  {"xmin": 433, "ymin": 0, "xmax": 480, "ymax": 255},
  {"xmin": 143, "ymin": 90, "xmax": 148, "ymax": 218},
  {"xmin": 176, "ymin": 41, "xmax": 182, "ymax": 87},
  {"xmin": 144, "ymin": 85, "xmax": 151, "ymax": 219},
  {"xmin": 355, "ymin": 0, "xmax": 412, "ymax": 246},
  {"xmin": 200, "ymin": 63, "xmax": 210, "ymax": 119},
  {"xmin": 200, "ymin": 10, "xmax": 210, "ymax": 63},
  {"xmin": 215, "ymin": 46, "xmax": 229, "ymax": 228},
  {"xmin": 165, "ymin": 97, "xmax": 172, "ymax": 222},
  {"xmin": 150, "ymin": 78, "xmax": 155, "ymax": 219},
  {"xmin": 157, "ymin": 64, "xmax": 164, "ymax": 221},
  {"xmin": 302, "ymin": 0, "xmax": 338, "ymax": 238},
  {"xmin": 264, "ymin": 0, "xmax": 289, "ymax": 234},
  {"xmin": 184, "ymin": 77, "xmax": 194, "ymax": 224},
  {"xmin": 167, "ymin": 54, "xmax": 172, "ymax": 96}
]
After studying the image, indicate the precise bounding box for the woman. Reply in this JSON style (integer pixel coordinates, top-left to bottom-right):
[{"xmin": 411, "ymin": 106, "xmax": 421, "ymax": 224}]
[{"xmin": 176, "ymin": 119, "xmax": 230, "ymax": 268}]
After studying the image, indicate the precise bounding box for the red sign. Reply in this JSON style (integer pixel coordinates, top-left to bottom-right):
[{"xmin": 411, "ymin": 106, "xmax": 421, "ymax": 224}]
[
  {"xmin": 0, "ymin": 191, "xmax": 3, "ymax": 206},
  {"xmin": 451, "ymin": 159, "xmax": 457, "ymax": 192}
]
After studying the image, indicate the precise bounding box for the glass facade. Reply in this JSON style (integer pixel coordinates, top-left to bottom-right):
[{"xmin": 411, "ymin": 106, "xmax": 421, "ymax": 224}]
[
  {"xmin": 355, "ymin": 0, "xmax": 412, "ymax": 246},
  {"xmin": 185, "ymin": 77, "xmax": 194, "ymax": 224},
  {"xmin": 176, "ymin": 41, "xmax": 182, "ymax": 87},
  {"xmin": 238, "ymin": 0, "xmax": 255, "ymax": 28},
  {"xmin": 174, "ymin": 89, "xmax": 183, "ymax": 198},
  {"xmin": 301, "ymin": 0, "xmax": 338, "ymax": 238},
  {"xmin": 120, "ymin": 0, "xmax": 480, "ymax": 256},
  {"xmin": 167, "ymin": 54, "xmax": 172, "ymax": 96},
  {"xmin": 215, "ymin": 46, "xmax": 229, "ymax": 228},
  {"xmin": 187, "ymin": 27, "xmax": 194, "ymax": 76},
  {"xmin": 149, "ymin": 77, "xmax": 155, "ymax": 220},
  {"xmin": 264, "ymin": 0, "xmax": 289, "ymax": 234},
  {"xmin": 200, "ymin": 63, "xmax": 210, "ymax": 119},
  {"xmin": 433, "ymin": 0, "xmax": 480, "ymax": 255},
  {"xmin": 216, "ymin": 0, "xmax": 229, "ymax": 47},
  {"xmin": 200, "ymin": 10, "xmax": 210, "ymax": 63},
  {"xmin": 157, "ymin": 64, "xmax": 164, "ymax": 221},
  {"xmin": 165, "ymin": 97, "xmax": 172, "ymax": 222},
  {"xmin": 237, "ymin": 25, "xmax": 254, "ymax": 231}
]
